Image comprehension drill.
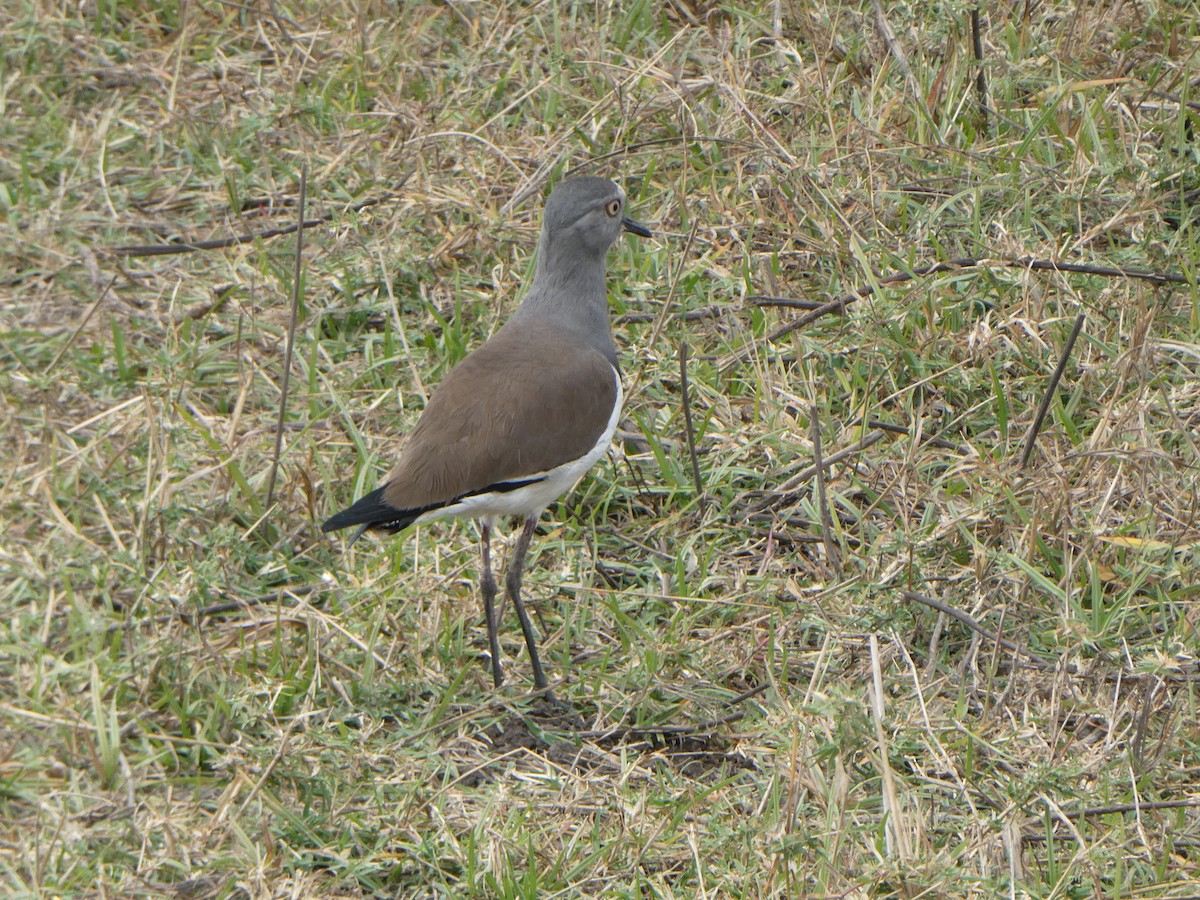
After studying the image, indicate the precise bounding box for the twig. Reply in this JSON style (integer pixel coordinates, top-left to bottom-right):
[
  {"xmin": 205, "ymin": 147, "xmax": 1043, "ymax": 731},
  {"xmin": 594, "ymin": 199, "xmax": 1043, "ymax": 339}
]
[
  {"xmin": 232, "ymin": 718, "xmax": 302, "ymax": 821},
  {"xmin": 723, "ymin": 255, "xmax": 1187, "ymax": 370},
  {"xmin": 721, "ymin": 293, "xmax": 854, "ymax": 370},
  {"xmin": 653, "ymin": 216, "xmax": 703, "ymax": 513},
  {"xmin": 649, "ymin": 219, "xmax": 699, "ymax": 348},
  {"xmin": 265, "ymin": 164, "xmax": 307, "ymax": 510},
  {"xmin": 1019, "ymin": 312, "xmax": 1086, "ymax": 469},
  {"xmin": 615, "ymin": 305, "xmax": 726, "ymax": 325},
  {"xmin": 726, "ymin": 682, "xmax": 770, "ymax": 707},
  {"xmin": 746, "ymin": 429, "xmax": 886, "ymax": 513},
  {"xmin": 109, "ymin": 176, "xmax": 410, "ymax": 257},
  {"xmin": 1145, "ymin": 88, "xmax": 1200, "ymax": 114},
  {"xmin": 44, "ymin": 275, "xmax": 118, "ymax": 375},
  {"xmin": 811, "ymin": 405, "xmax": 841, "ymax": 577},
  {"xmin": 971, "ymin": 7, "xmax": 990, "ymax": 135},
  {"xmin": 103, "ymin": 584, "xmax": 324, "ymax": 633},
  {"xmin": 264, "ymin": 0, "xmax": 296, "ymax": 44},
  {"xmin": 747, "ymin": 295, "xmax": 830, "ymax": 311},
  {"xmin": 854, "ymin": 418, "xmax": 967, "ymax": 453},
  {"xmin": 1056, "ymin": 798, "xmax": 1200, "ymax": 819},
  {"xmin": 679, "ymin": 339, "xmax": 706, "ymax": 512},
  {"xmin": 868, "ymin": 633, "xmax": 912, "ymax": 860},
  {"xmin": 1013, "ymin": 256, "xmax": 1189, "ymax": 284},
  {"xmin": 902, "ymin": 591, "xmax": 1061, "ymax": 670}
]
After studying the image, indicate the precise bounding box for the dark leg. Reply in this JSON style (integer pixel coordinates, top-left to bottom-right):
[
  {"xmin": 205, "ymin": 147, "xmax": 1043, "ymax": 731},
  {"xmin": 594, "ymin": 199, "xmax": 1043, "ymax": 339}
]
[
  {"xmin": 480, "ymin": 522, "xmax": 503, "ymax": 688},
  {"xmin": 505, "ymin": 515, "xmax": 550, "ymax": 691}
]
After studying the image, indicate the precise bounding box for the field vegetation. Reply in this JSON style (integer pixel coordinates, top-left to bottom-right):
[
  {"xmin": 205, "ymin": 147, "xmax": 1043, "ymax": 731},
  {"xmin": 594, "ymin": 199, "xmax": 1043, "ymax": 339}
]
[{"xmin": 3, "ymin": 0, "xmax": 1200, "ymax": 896}]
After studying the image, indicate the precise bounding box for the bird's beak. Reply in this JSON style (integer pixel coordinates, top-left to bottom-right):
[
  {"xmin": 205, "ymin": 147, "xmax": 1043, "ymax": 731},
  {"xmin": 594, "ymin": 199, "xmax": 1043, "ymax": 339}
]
[{"xmin": 622, "ymin": 216, "xmax": 652, "ymax": 238}]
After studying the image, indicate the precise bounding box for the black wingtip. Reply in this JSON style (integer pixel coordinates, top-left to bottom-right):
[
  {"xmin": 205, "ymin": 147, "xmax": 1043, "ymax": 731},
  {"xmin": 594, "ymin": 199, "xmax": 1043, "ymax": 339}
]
[
  {"xmin": 322, "ymin": 487, "xmax": 394, "ymax": 534},
  {"xmin": 322, "ymin": 486, "xmax": 424, "ymax": 541}
]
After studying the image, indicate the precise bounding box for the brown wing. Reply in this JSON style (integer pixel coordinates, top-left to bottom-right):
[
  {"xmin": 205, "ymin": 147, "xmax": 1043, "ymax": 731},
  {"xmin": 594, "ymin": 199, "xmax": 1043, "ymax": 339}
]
[{"xmin": 380, "ymin": 321, "xmax": 618, "ymax": 512}]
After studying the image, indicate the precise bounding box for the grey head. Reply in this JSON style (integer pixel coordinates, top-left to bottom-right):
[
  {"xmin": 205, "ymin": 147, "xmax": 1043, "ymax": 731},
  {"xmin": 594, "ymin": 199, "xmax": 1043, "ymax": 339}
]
[
  {"xmin": 510, "ymin": 176, "xmax": 650, "ymax": 361},
  {"xmin": 538, "ymin": 176, "xmax": 651, "ymax": 259}
]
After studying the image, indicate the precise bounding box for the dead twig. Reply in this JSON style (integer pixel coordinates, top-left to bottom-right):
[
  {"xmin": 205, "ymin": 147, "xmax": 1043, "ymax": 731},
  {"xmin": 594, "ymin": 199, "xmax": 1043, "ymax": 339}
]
[
  {"xmin": 103, "ymin": 584, "xmax": 325, "ymax": 633},
  {"xmin": 1056, "ymin": 798, "xmax": 1200, "ymax": 820},
  {"xmin": 679, "ymin": 338, "xmax": 706, "ymax": 512},
  {"xmin": 109, "ymin": 176, "xmax": 410, "ymax": 257},
  {"xmin": 746, "ymin": 429, "xmax": 886, "ymax": 514},
  {"xmin": 616, "ymin": 305, "xmax": 726, "ymax": 325},
  {"xmin": 265, "ymin": 164, "xmax": 307, "ymax": 510},
  {"xmin": 725, "ymin": 682, "xmax": 770, "ymax": 707},
  {"xmin": 811, "ymin": 405, "xmax": 841, "ymax": 578},
  {"xmin": 902, "ymin": 591, "xmax": 1061, "ymax": 671},
  {"xmin": 1019, "ymin": 312, "xmax": 1086, "ymax": 469},
  {"xmin": 852, "ymin": 418, "xmax": 967, "ymax": 453},
  {"xmin": 723, "ymin": 255, "xmax": 1189, "ymax": 370},
  {"xmin": 659, "ymin": 217, "xmax": 705, "ymax": 512},
  {"xmin": 972, "ymin": 7, "xmax": 990, "ymax": 135},
  {"xmin": 45, "ymin": 275, "xmax": 118, "ymax": 375},
  {"xmin": 747, "ymin": 295, "xmax": 830, "ymax": 311}
]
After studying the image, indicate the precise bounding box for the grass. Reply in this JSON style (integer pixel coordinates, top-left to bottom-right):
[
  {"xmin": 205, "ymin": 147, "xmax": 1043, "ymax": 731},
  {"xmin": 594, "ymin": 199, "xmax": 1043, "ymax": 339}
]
[{"xmin": 3, "ymin": 0, "xmax": 1200, "ymax": 896}]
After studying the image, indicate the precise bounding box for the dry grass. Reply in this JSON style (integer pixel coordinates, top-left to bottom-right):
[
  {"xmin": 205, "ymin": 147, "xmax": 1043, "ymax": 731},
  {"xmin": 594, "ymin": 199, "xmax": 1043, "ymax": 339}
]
[{"xmin": 3, "ymin": 0, "xmax": 1200, "ymax": 897}]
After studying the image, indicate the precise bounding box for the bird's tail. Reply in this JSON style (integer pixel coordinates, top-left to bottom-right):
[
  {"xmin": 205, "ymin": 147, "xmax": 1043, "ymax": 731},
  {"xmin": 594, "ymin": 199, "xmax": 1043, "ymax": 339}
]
[{"xmin": 321, "ymin": 486, "xmax": 422, "ymax": 543}]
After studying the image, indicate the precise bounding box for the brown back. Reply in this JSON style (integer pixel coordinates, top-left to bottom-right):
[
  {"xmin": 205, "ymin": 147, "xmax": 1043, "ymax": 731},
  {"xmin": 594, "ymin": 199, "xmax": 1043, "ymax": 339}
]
[{"xmin": 380, "ymin": 321, "xmax": 619, "ymax": 512}]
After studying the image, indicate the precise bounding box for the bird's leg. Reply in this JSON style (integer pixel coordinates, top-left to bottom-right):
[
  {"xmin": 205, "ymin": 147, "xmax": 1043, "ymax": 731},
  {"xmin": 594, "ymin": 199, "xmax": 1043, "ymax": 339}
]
[
  {"xmin": 505, "ymin": 516, "xmax": 550, "ymax": 691},
  {"xmin": 479, "ymin": 522, "xmax": 504, "ymax": 688}
]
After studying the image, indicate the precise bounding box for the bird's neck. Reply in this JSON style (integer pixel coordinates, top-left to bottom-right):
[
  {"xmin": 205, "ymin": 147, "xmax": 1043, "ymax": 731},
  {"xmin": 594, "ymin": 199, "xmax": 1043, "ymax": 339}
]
[{"xmin": 515, "ymin": 252, "xmax": 616, "ymax": 362}]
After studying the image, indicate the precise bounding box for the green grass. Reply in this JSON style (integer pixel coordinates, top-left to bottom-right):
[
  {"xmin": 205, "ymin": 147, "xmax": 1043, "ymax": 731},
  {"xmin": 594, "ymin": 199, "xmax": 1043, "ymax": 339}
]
[{"xmin": 3, "ymin": 0, "xmax": 1200, "ymax": 896}]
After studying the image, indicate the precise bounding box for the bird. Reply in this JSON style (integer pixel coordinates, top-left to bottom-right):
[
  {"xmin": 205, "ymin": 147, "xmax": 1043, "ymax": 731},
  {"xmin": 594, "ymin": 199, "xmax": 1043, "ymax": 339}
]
[{"xmin": 322, "ymin": 176, "xmax": 651, "ymax": 692}]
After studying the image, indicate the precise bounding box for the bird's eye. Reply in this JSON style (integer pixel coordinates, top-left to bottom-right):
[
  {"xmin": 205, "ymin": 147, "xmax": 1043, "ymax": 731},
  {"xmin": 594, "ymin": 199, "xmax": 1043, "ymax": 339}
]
[{"xmin": 605, "ymin": 199, "xmax": 622, "ymax": 217}]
